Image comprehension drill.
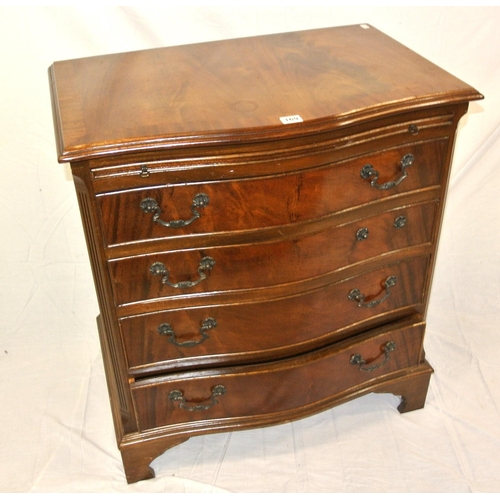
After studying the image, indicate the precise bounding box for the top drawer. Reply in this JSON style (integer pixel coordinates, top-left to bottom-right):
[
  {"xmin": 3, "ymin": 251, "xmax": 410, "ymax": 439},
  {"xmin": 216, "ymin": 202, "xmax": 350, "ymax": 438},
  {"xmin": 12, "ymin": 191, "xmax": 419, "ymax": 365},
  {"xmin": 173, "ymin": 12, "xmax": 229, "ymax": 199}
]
[{"xmin": 97, "ymin": 139, "xmax": 447, "ymax": 248}]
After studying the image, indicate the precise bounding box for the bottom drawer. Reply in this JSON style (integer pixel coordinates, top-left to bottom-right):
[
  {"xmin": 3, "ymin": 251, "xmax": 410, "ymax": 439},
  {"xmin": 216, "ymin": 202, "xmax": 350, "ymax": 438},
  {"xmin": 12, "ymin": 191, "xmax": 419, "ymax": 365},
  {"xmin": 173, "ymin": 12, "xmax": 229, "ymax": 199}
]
[{"xmin": 131, "ymin": 317, "xmax": 425, "ymax": 431}]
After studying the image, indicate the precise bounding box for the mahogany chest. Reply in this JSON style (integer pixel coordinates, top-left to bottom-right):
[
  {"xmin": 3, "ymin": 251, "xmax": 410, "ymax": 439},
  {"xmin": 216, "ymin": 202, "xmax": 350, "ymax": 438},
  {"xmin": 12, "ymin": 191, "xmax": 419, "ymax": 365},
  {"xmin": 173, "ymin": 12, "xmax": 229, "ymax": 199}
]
[{"xmin": 49, "ymin": 24, "xmax": 482, "ymax": 483}]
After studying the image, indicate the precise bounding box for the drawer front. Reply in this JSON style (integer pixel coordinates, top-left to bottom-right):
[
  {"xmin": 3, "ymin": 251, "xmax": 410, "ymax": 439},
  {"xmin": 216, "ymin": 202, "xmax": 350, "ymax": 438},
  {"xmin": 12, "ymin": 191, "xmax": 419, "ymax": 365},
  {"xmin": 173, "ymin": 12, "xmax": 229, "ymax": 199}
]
[
  {"xmin": 131, "ymin": 319, "xmax": 425, "ymax": 431},
  {"xmin": 109, "ymin": 202, "xmax": 436, "ymax": 306},
  {"xmin": 98, "ymin": 139, "xmax": 447, "ymax": 247},
  {"xmin": 121, "ymin": 256, "xmax": 428, "ymax": 375}
]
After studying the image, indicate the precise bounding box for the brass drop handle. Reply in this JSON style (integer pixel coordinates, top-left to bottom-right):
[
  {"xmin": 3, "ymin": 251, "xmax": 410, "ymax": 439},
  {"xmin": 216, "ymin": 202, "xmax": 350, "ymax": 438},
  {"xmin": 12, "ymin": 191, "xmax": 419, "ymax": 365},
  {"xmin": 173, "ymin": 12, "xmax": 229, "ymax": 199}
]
[
  {"xmin": 150, "ymin": 256, "xmax": 215, "ymax": 289},
  {"xmin": 169, "ymin": 385, "xmax": 226, "ymax": 412},
  {"xmin": 350, "ymin": 341, "xmax": 397, "ymax": 372},
  {"xmin": 348, "ymin": 276, "xmax": 397, "ymax": 308},
  {"xmin": 158, "ymin": 318, "xmax": 217, "ymax": 347},
  {"xmin": 360, "ymin": 153, "xmax": 414, "ymax": 190},
  {"xmin": 140, "ymin": 193, "xmax": 209, "ymax": 228}
]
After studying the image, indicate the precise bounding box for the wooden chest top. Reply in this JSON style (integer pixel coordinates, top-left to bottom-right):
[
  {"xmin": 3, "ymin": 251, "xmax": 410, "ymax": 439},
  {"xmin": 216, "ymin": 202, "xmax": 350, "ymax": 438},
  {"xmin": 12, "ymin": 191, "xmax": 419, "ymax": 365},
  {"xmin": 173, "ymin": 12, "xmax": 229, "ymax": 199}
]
[{"xmin": 49, "ymin": 24, "xmax": 481, "ymax": 161}]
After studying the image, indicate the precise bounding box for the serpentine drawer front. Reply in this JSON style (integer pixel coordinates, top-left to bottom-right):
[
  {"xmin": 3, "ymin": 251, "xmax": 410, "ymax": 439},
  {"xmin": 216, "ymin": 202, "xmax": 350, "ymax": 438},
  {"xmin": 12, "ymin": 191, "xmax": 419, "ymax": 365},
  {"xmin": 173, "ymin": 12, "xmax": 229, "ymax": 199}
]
[
  {"xmin": 108, "ymin": 204, "xmax": 435, "ymax": 306},
  {"xmin": 120, "ymin": 256, "xmax": 429, "ymax": 376},
  {"xmin": 131, "ymin": 317, "xmax": 426, "ymax": 431},
  {"xmin": 97, "ymin": 140, "xmax": 446, "ymax": 248},
  {"xmin": 49, "ymin": 24, "xmax": 482, "ymax": 483}
]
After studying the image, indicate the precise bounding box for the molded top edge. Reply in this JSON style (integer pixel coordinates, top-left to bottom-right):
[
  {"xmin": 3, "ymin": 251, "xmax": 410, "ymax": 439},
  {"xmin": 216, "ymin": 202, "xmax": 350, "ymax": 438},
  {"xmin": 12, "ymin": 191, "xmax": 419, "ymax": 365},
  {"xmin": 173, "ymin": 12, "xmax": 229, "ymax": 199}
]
[{"xmin": 49, "ymin": 24, "xmax": 483, "ymax": 163}]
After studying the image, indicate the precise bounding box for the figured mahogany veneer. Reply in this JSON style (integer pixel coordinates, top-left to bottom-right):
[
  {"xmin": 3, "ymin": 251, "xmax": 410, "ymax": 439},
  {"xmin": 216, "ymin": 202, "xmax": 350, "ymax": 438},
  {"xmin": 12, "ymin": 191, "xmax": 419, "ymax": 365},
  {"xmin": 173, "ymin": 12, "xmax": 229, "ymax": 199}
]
[
  {"xmin": 109, "ymin": 207, "xmax": 435, "ymax": 306},
  {"xmin": 121, "ymin": 256, "xmax": 429, "ymax": 376},
  {"xmin": 97, "ymin": 140, "xmax": 446, "ymax": 248},
  {"xmin": 132, "ymin": 317, "xmax": 427, "ymax": 431},
  {"xmin": 49, "ymin": 24, "xmax": 482, "ymax": 483}
]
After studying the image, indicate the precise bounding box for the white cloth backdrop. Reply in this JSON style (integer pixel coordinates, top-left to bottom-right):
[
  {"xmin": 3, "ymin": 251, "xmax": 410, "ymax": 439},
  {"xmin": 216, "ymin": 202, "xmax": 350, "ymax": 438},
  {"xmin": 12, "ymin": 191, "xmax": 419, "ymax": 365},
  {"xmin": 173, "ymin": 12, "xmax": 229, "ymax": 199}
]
[{"xmin": 1, "ymin": 6, "xmax": 499, "ymax": 493}]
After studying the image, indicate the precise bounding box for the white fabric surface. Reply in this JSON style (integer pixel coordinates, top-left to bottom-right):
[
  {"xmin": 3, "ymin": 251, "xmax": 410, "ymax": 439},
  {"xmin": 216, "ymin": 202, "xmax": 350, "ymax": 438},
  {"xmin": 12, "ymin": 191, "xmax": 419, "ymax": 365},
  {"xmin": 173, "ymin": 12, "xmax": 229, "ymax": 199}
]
[{"xmin": 1, "ymin": 6, "xmax": 499, "ymax": 493}]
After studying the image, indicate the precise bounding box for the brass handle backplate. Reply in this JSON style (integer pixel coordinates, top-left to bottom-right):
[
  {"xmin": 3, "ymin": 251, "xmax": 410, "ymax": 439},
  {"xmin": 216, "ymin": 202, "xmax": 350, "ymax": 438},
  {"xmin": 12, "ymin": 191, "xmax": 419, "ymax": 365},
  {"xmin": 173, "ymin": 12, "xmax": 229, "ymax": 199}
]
[
  {"xmin": 348, "ymin": 276, "xmax": 397, "ymax": 308},
  {"xmin": 150, "ymin": 256, "xmax": 215, "ymax": 289},
  {"xmin": 158, "ymin": 318, "xmax": 217, "ymax": 347},
  {"xmin": 360, "ymin": 153, "xmax": 414, "ymax": 190},
  {"xmin": 350, "ymin": 341, "xmax": 397, "ymax": 372},
  {"xmin": 140, "ymin": 193, "xmax": 209, "ymax": 228},
  {"xmin": 169, "ymin": 385, "xmax": 226, "ymax": 412}
]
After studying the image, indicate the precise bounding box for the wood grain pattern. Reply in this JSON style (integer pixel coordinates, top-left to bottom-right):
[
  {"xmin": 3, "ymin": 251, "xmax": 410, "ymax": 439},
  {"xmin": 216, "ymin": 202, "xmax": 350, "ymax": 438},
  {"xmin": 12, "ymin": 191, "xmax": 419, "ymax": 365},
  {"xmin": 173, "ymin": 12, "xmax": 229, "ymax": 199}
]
[
  {"xmin": 120, "ymin": 256, "xmax": 429, "ymax": 375},
  {"xmin": 87, "ymin": 105, "xmax": 456, "ymax": 195},
  {"xmin": 109, "ymin": 212, "xmax": 433, "ymax": 306},
  {"xmin": 49, "ymin": 25, "xmax": 482, "ymax": 483},
  {"xmin": 131, "ymin": 319, "xmax": 426, "ymax": 431},
  {"xmin": 98, "ymin": 140, "xmax": 445, "ymax": 248},
  {"xmin": 49, "ymin": 25, "xmax": 481, "ymax": 161}
]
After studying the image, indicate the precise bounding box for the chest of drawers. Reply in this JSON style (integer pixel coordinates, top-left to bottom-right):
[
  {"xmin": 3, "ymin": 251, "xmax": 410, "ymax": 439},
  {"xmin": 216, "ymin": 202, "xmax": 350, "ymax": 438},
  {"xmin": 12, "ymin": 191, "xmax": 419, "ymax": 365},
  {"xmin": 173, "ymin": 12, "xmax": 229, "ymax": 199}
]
[{"xmin": 49, "ymin": 24, "xmax": 482, "ymax": 483}]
